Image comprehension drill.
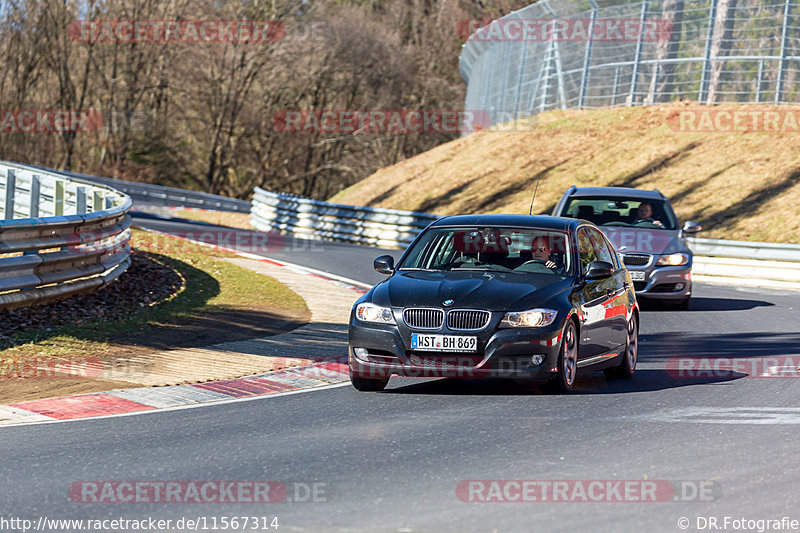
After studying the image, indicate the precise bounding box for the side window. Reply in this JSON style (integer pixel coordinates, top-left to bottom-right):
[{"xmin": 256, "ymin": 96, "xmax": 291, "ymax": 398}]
[
  {"xmin": 577, "ymin": 228, "xmax": 596, "ymax": 274},
  {"xmin": 588, "ymin": 228, "xmax": 616, "ymax": 266}
]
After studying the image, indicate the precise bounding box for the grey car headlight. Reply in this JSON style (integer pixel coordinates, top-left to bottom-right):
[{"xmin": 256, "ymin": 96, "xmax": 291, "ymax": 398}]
[
  {"xmin": 500, "ymin": 308, "xmax": 558, "ymax": 328},
  {"xmin": 656, "ymin": 253, "xmax": 690, "ymax": 266},
  {"xmin": 355, "ymin": 303, "xmax": 396, "ymax": 324}
]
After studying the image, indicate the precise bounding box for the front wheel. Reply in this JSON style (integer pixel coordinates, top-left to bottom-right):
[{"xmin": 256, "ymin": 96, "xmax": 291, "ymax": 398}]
[
  {"xmin": 552, "ymin": 320, "xmax": 579, "ymax": 392},
  {"xmin": 350, "ymin": 375, "xmax": 389, "ymax": 392},
  {"xmin": 604, "ymin": 313, "xmax": 638, "ymax": 379}
]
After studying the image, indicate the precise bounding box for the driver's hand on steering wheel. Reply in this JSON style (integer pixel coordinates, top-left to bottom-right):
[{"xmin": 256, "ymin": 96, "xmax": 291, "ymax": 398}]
[{"xmin": 545, "ymin": 260, "xmax": 557, "ymax": 269}]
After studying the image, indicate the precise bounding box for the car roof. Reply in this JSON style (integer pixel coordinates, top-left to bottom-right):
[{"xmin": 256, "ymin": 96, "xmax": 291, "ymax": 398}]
[
  {"xmin": 566, "ymin": 186, "xmax": 665, "ymax": 200},
  {"xmin": 430, "ymin": 214, "xmax": 579, "ymax": 231}
]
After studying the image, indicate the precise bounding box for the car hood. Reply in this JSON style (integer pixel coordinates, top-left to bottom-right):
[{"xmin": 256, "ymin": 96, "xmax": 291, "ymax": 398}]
[
  {"xmin": 372, "ymin": 270, "xmax": 572, "ymax": 311},
  {"xmin": 599, "ymin": 227, "xmax": 687, "ymax": 255}
]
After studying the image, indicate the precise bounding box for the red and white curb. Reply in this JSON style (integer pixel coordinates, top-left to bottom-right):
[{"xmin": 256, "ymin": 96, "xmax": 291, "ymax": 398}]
[
  {"xmin": 0, "ymin": 360, "xmax": 352, "ymax": 427},
  {"xmin": 0, "ymin": 227, "xmax": 373, "ymax": 427}
]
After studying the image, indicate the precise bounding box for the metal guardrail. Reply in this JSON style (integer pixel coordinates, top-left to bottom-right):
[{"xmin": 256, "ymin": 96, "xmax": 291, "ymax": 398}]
[
  {"xmin": 11, "ymin": 162, "xmax": 251, "ymax": 213},
  {"xmin": 0, "ymin": 163, "xmax": 132, "ymax": 309},
  {"xmin": 250, "ymin": 187, "xmax": 439, "ymax": 249},
  {"xmin": 687, "ymin": 236, "xmax": 800, "ymax": 262},
  {"xmin": 250, "ymin": 188, "xmax": 800, "ymax": 287}
]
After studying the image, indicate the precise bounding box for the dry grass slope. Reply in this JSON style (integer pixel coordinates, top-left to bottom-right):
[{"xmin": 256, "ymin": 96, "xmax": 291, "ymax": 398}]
[{"xmin": 330, "ymin": 103, "xmax": 800, "ymax": 244}]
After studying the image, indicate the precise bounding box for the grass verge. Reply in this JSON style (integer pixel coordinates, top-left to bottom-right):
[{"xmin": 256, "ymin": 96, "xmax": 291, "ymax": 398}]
[{"xmin": 0, "ymin": 229, "xmax": 310, "ymax": 402}]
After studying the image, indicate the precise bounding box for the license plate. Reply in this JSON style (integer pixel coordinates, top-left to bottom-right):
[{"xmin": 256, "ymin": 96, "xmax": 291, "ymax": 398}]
[
  {"xmin": 629, "ymin": 271, "xmax": 646, "ymax": 281},
  {"xmin": 411, "ymin": 333, "xmax": 477, "ymax": 352}
]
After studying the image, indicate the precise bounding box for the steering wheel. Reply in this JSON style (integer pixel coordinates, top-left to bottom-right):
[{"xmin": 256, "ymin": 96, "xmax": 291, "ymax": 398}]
[{"xmin": 522, "ymin": 259, "xmax": 548, "ymax": 265}]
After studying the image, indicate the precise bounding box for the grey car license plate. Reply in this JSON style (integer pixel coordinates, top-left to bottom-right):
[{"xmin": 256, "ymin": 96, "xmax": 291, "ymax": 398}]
[
  {"xmin": 629, "ymin": 271, "xmax": 646, "ymax": 281},
  {"xmin": 411, "ymin": 333, "xmax": 477, "ymax": 352}
]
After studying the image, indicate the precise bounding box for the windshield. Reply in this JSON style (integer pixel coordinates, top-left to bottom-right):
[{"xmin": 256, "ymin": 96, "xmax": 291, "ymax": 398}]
[
  {"xmin": 563, "ymin": 197, "xmax": 677, "ymax": 230},
  {"xmin": 399, "ymin": 227, "xmax": 573, "ymax": 276}
]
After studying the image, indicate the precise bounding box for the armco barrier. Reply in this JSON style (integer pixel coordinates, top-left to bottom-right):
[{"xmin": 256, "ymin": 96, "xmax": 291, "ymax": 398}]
[
  {"xmin": 250, "ymin": 187, "xmax": 439, "ymax": 249},
  {"xmin": 11, "ymin": 162, "xmax": 251, "ymax": 213},
  {"xmin": 0, "ymin": 162, "xmax": 132, "ymax": 309},
  {"xmin": 250, "ymin": 187, "xmax": 800, "ymax": 287}
]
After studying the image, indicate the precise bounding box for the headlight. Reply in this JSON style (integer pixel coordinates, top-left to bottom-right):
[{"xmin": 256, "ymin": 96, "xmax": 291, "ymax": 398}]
[
  {"xmin": 500, "ymin": 308, "xmax": 558, "ymax": 328},
  {"xmin": 355, "ymin": 303, "xmax": 396, "ymax": 324},
  {"xmin": 656, "ymin": 253, "xmax": 690, "ymax": 266}
]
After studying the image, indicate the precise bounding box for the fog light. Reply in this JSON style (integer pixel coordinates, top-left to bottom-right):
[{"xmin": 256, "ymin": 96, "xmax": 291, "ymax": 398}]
[
  {"xmin": 675, "ymin": 283, "xmax": 685, "ymax": 291},
  {"xmin": 353, "ymin": 347, "xmax": 368, "ymax": 360},
  {"xmin": 531, "ymin": 354, "xmax": 545, "ymax": 366}
]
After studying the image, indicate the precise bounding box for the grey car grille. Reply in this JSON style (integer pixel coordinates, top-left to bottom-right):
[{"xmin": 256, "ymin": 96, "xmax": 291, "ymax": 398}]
[
  {"xmin": 403, "ymin": 308, "xmax": 444, "ymax": 329},
  {"xmin": 623, "ymin": 253, "xmax": 651, "ymax": 266},
  {"xmin": 447, "ymin": 310, "xmax": 490, "ymax": 330}
]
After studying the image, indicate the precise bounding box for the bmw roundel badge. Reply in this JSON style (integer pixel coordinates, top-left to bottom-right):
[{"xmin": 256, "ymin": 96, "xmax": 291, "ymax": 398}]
[{"xmin": 443, "ymin": 299, "xmax": 455, "ymax": 307}]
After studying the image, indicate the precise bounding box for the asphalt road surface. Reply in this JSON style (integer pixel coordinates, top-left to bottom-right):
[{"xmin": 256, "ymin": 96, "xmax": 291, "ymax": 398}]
[{"xmin": 0, "ymin": 215, "xmax": 798, "ymax": 533}]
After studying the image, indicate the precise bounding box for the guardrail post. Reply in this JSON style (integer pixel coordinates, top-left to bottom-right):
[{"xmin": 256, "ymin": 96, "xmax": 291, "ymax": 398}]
[
  {"xmin": 93, "ymin": 191, "xmax": 103, "ymax": 212},
  {"xmin": 29, "ymin": 174, "xmax": 40, "ymax": 218},
  {"xmin": 4, "ymin": 169, "xmax": 16, "ymax": 219},
  {"xmin": 76, "ymin": 186, "xmax": 87, "ymax": 214},
  {"xmin": 104, "ymin": 196, "xmax": 114, "ymax": 209},
  {"xmin": 55, "ymin": 180, "xmax": 65, "ymax": 216}
]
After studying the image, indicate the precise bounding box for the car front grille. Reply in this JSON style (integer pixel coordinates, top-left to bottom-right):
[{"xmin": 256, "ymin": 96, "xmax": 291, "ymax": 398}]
[
  {"xmin": 623, "ymin": 253, "xmax": 651, "ymax": 266},
  {"xmin": 403, "ymin": 308, "xmax": 444, "ymax": 329},
  {"xmin": 447, "ymin": 310, "xmax": 490, "ymax": 330}
]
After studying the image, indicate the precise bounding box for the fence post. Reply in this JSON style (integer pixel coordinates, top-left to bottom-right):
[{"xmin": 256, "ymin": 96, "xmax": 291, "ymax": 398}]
[
  {"xmin": 4, "ymin": 169, "xmax": 16, "ymax": 219},
  {"xmin": 775, "ymin": 0, "xmax": 792, "ymax": 104},
  {"xmin": 55, "ymin": 180, "xmax": 65, "ymax": 216},
  {"xmin": 29, "ymin": 174, "xmax": 40, "ymax": 218},
  {"xmin": 756, "ymin": 59, "xmax": 764, "ymax": 103},
  {"xmin": 612, "ymin": 66, "xmax": 622, "ymax": 106},
  {"xmin": 539, "ymin": 40, "xmax": 554, "ymax": 113},
  {"xmin": 699, "ymin": 0, "xmax": 719, "ymax": 104},
  {"xmin": 513, "ymin": 33, "xmax": 530, "ymax": 120},
  {"xmin": 628, "ymin": 1, "xmax": 649, "ymax": 105},
  {"xmin": 553, "ymin": 40, "xmax": 567, "ymax": 110},
  {"xmin": 578, "ymin": 6, "xmax": 598, "ymax": 109}
]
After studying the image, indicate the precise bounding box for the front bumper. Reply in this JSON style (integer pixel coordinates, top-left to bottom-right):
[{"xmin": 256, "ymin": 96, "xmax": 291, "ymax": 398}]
[
  {"xmin": 348, "ymin": 317, "xmax": 566, "ymax": 381},
  {"xmin": 629, "ymin": 264, "xmax": 692, "ymax": 300}
]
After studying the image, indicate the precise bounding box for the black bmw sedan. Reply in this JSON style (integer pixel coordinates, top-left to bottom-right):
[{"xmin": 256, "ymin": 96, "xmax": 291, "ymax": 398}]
[{"xmin": 348, "ymin": 214, "xmax": 640, "ymax": 392}]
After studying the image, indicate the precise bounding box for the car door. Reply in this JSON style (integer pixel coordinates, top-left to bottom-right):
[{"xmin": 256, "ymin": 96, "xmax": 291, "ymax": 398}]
[
  {"xmin": 587, "ymin": 227, "xmax": 629, "ymax": 351},
  {"xmin": 575, "ymin": 227, "xmax": 612, "ymax": 360}
]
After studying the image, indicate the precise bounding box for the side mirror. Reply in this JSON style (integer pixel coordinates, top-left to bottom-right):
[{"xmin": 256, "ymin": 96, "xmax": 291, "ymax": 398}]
[
  {"xmin": 374, "ymin": 255, "xmax": 395, "ymax": 275},
  {"xmin": 585, "ymin": 260, "xmax": 613, "ymax": 280},
  {"xmin": 683, "ymin": 220, "xmax": 703, "ymax": 234}
]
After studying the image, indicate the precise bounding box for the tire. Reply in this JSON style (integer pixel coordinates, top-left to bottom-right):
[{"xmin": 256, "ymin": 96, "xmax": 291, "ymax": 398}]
[
  {"xmin": 604, "ymin": 313, "xmax": 638, "ymax": 379},
  {"xmin": 350, "ymin": 375, "xmax": 389, "ymax": 392},
  {"xmin": 551, "ymin": 319, "xmax": 579, "ymax": 392}
]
